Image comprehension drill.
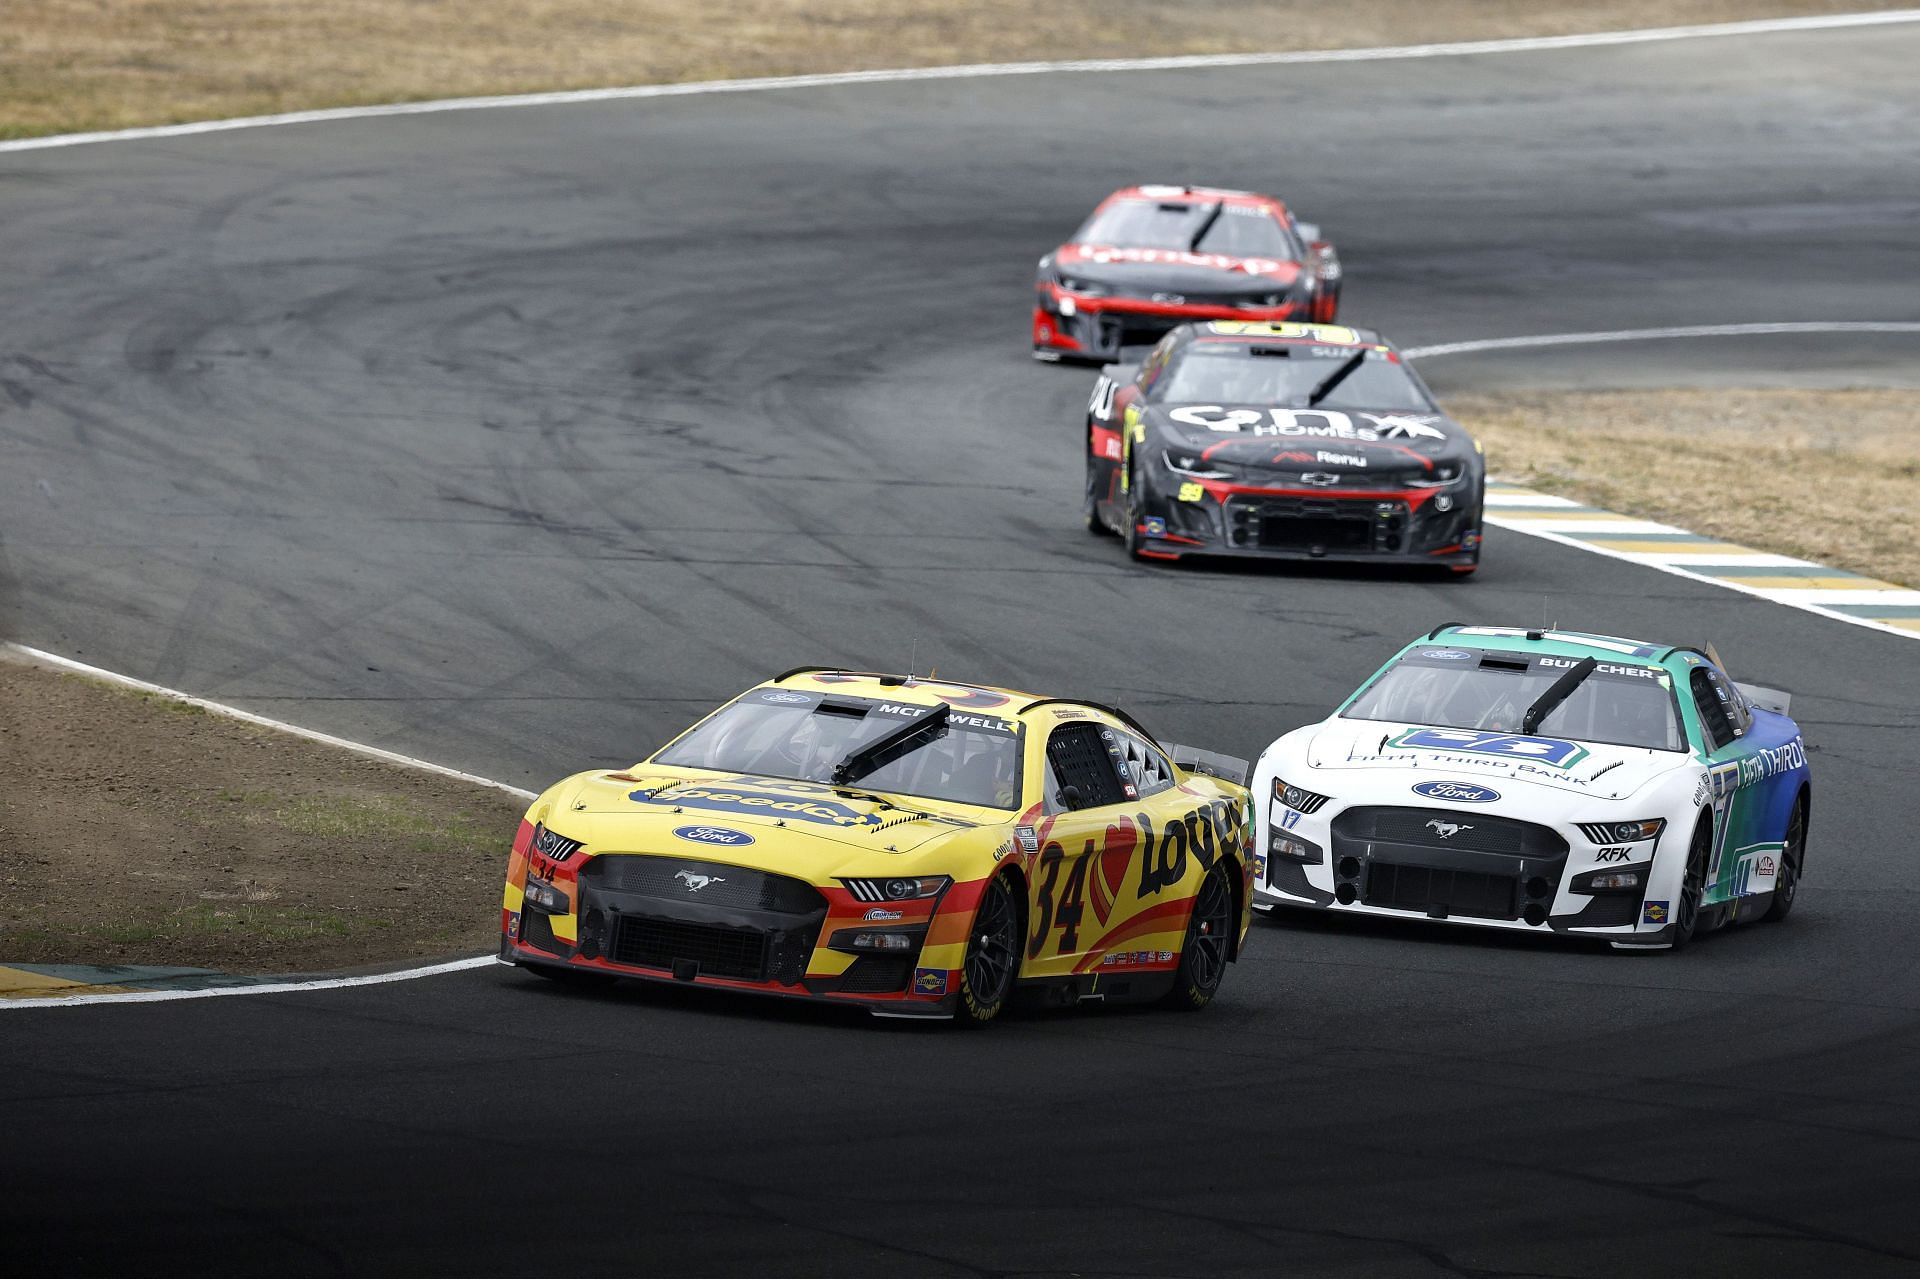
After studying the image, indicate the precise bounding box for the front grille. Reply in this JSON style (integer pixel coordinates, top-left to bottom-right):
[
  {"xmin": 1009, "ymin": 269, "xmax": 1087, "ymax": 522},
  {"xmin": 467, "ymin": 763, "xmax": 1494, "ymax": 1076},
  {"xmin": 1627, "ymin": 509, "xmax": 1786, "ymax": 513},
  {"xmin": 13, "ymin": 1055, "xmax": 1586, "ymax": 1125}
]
[
  {"xmin": 1566, "ymin": 892, "xmax": 1642, "ymax": 929},
  {"xmin": 520, "ymin": 909, "xmax": 563, "ymax": 955},
  {"xmin": 837, "ymin": 956, "xmax": 912, "ymax": 994},
  {"xmin": 1335, "ymin": 808, "xmax": 1567, "ymax": 857},
  {"xmin": 582, "ymin": 856, "xmax": 825, "ymax": 914},
  {"xmin": 611, "ymin": 917, "xmax": 768, "ymax": 981},
  {"xmin": 1364, "ymin": 862, "xmax": 1518, "ymax": 920},
  {"xmin": 1227, "ymin": 496, "xmax": 1409, "ymax": 554}
]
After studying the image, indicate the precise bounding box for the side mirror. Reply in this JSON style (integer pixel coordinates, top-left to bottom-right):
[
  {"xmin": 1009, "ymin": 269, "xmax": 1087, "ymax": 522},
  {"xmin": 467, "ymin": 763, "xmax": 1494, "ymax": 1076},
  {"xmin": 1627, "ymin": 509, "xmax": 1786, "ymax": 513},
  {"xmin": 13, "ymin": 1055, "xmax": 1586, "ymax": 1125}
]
[{"xmin": 1057, "ymin": 784, "xmax": 1086, "ymax": 811}]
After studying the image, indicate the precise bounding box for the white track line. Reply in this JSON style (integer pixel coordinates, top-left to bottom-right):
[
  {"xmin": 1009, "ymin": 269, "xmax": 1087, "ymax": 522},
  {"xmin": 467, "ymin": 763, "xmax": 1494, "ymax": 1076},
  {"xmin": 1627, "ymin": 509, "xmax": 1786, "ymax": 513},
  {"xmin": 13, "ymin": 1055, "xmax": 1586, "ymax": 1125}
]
[
  {"xmin": 1402, "ymin": 321, "xmax": 1920, "ymax": 359},
  {"xmin": 6, "ymin": 643, "xmax": 535, "ymax": 801},
  {"xmin": 4, "ymin": 10, "xmax": 1919, "ymax": 155},
  {"xmin": 0, "ymin": 957, "xmax": 500, "ymax": 1012}
]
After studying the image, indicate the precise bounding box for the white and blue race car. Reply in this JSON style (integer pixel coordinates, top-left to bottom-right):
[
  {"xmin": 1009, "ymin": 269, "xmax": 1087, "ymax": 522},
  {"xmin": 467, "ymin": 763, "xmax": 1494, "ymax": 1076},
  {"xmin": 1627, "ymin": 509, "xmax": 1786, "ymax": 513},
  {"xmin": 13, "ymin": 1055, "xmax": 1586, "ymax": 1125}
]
[{"xmin": 1250, "ymin": 626, "xmax": 1811, "ymax": 949}]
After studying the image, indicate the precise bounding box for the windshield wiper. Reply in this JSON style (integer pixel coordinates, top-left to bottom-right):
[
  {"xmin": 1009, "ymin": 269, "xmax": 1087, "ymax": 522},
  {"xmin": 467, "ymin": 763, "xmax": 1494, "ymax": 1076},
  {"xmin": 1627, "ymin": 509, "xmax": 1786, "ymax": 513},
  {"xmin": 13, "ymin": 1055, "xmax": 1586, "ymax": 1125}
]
[
  {"xmin": 1522, "ymin": 657, "xmax": 1597, "ymax": 736},
  {"xmin": 1305, "ymin": 350, "xmax": 1368, "ymax": 407},
  {"xmin": 1187, "ymin": 203, "xmax": 1224, "ymax": 251},
  {"xmin": 830, "ymin": 702, "xmax": 950, "ymax": 787}
]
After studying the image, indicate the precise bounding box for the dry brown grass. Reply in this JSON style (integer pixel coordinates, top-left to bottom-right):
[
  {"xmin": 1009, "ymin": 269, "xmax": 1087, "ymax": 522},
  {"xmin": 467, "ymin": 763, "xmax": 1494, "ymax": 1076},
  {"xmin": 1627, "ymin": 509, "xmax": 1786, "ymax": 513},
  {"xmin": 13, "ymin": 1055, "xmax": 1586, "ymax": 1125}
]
[
  {"xmin": 1453, "ymin": 388, "xmax": 1920, "ymax": 588},
  {"xmin": 2, "ymin": 1, "xmax": 1909, "ymax": 140}
]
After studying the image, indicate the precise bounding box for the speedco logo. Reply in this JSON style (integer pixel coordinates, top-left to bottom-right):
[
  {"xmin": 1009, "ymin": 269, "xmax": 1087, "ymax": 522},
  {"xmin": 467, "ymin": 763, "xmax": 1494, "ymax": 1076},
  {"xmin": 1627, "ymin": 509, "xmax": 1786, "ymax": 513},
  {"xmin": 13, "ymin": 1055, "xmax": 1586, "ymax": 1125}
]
[
  {"xmin": 632, "ymin": 785, "xmax": 881, "ymax": 827},
  {"xmin": 672, "ymin": 825, "xmax": 754, "ymax": 847},
  {"xmin": 1411, "ymin": 780, "xmax": 1501, "ymax": 803}
]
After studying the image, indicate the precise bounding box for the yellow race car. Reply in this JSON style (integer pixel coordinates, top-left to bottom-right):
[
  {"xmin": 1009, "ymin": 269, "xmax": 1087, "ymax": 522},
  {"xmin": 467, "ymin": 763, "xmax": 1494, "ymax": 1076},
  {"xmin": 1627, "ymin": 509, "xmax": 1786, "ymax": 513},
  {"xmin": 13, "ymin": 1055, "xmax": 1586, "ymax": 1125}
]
[{"xmin": 500, "ymin": 668, "xmax": 1254, "ymax": 1022}]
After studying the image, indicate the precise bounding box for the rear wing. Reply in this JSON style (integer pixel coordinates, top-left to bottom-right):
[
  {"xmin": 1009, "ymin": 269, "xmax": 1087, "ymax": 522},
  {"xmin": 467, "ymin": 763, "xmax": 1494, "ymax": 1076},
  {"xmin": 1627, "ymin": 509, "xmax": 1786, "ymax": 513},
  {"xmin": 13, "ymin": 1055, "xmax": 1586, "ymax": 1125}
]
[
  {"xmin": 1162, "ymin": 742, "xmax": 1251, "ymax": 787},
  {"xmin": 1736, "ymin": 682, "xmax": 1791, "ymax": 716}
]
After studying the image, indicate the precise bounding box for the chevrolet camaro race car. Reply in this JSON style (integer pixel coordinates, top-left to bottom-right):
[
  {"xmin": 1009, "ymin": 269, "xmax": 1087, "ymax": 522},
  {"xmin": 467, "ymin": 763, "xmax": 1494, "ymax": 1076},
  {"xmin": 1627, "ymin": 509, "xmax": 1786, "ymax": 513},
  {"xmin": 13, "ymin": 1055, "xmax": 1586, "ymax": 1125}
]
[
  {"xmin": 1034, "ymin": 184, "xmax": 1341, "ymax": 363},
  {"xmin": 1250, "ymin": 627, "xmax": 1811, "ymax": 949},
  {"xmin": 501, "ymin": 670, "xmax": 1255, "ymax": 1022},
  {"xmin": 1084, "ymin": 320, "xmax": 1485, "ymax": 569}
]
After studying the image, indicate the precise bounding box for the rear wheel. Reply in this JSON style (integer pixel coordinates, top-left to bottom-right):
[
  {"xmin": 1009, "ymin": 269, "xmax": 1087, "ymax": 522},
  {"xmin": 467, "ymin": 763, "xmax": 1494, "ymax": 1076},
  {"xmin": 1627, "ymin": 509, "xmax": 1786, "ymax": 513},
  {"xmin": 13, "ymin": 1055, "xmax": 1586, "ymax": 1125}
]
[
  {"xmin": 1764, "ymin": 800, "xmax": 1806, "ymax": 922},
  {"xmin": 957, "ymin": 874, "xmax": 1021, "ymax": 1025},
  {"xmin": 1670, "ymin": 819, "xmax": 1712, "ymax": 949},
  {"xmin": 1162, "ymin": 861, "xmax": 1235, "ymax": 1010}
]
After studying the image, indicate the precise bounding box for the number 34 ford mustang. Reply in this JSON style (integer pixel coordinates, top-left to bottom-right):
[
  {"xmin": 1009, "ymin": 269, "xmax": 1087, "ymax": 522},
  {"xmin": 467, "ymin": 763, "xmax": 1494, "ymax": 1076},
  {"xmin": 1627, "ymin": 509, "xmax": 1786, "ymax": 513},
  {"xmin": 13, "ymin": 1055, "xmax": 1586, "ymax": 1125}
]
[
  {"xmin": 1250, "ymin": 627, "xmax": 1811, "ymax": 949},
  {"xmin": 501, "ymin": 670, "xmax": 1254, "ymax": 1022}
]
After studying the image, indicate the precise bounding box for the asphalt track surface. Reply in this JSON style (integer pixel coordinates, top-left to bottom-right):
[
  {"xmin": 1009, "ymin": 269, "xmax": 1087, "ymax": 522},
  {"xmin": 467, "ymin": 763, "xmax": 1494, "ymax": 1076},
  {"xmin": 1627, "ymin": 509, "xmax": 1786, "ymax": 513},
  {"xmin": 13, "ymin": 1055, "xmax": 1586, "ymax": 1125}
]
[{"xmin": 4, "ymin": 23, "xmax": 1920, "ymax": 1279}]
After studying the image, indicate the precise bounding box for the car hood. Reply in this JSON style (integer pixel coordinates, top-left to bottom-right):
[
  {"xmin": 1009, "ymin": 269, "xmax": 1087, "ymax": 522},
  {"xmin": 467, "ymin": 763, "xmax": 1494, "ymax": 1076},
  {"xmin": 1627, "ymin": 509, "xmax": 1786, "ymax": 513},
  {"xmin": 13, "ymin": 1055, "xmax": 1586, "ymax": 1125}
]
[
  {"xmin": 1057, "ymin": 242, "xmax": 1304, "ymax": 294},
  {"xmin": 1303, "ymin": 719, "xmax": 1690, "ymax": 801},
  {"xmin": 1146, "ymin": 401, "xmax": 1471, "ymax": 475},
  {"xmin": 547, "ymin": 769, "xmax": 982, "ymax": 857}
]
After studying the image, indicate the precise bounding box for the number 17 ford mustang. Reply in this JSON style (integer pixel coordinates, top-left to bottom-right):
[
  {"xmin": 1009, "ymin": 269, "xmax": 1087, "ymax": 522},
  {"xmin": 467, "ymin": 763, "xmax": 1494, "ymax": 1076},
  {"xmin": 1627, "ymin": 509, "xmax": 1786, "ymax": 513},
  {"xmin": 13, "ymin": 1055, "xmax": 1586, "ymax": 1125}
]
[
  {"xmin": 501, "ymin": 671, "xmax": 1255, "ymax": 1022},
  {"xmin": 1250, "ymin": 627, "xmax": 1811, "ymax": 950}
]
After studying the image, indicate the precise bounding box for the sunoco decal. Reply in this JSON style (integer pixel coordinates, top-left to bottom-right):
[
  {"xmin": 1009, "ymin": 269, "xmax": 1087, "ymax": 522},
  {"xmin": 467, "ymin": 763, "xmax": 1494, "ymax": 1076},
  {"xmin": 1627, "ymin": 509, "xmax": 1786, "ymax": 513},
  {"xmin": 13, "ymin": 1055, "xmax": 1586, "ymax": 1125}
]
[{"xmin": 1411, "ymin": 780, "xmax": 1501, "ymax": 803}]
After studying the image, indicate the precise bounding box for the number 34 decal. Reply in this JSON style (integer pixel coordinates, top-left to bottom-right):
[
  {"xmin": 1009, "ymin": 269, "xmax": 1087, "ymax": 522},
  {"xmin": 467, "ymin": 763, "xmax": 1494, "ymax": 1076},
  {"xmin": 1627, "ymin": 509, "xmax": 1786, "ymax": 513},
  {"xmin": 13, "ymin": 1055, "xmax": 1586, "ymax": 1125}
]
[{"xmin": 1026, "ymin": 800, "xmax": 1245, "ymax": 959}]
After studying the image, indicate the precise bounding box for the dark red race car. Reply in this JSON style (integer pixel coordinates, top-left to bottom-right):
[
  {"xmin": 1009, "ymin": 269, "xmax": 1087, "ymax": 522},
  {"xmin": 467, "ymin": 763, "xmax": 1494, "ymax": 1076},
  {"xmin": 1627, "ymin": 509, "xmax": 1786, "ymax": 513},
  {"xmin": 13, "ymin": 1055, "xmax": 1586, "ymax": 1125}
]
[{"xmin": 1033, "ymin": 184, "xmax": 1342, "ymax": 363}]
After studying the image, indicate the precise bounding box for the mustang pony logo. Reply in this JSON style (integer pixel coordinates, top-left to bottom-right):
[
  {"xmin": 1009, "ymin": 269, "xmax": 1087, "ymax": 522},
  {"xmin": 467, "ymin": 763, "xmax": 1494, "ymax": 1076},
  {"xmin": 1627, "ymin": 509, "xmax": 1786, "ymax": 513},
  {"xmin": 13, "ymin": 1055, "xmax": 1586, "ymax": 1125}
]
[
  {"xmin": 674, "ymin": 870, "xmax": 727, "ymax": 892},
  {"xmin": 1426, "ymin": 820, "xmax": 1472, "ymax": 840}
]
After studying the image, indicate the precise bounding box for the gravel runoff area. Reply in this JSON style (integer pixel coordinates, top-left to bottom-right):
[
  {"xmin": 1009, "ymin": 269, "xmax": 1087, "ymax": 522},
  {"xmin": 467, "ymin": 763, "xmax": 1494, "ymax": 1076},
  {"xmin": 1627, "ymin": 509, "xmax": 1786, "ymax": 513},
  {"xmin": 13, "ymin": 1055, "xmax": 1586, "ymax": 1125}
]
[
  {"xmin": 0, "ymin": 649, "xmax": 524, "ymax": 974},
  {"xmin": 3, "ymin": 0, "xmax": 1911, "ymax": 140},
  {"xmin": 1457, "ymin": 388, "xmax": 1920, "ymax": 590}
]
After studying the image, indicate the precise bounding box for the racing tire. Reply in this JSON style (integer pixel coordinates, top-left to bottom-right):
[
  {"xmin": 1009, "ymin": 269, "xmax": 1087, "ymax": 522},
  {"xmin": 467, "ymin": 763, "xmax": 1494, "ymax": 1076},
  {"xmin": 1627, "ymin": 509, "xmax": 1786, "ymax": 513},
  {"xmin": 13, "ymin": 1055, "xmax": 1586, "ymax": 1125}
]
[
  {"xmin": 1162, "ymin": 860, "xmax": 1235, "ymax": 1011},
  {"xmin": 1764, "ymin": 799, "xmax": 1807, "ymax": 922},
  {"xmin": 1122, "ymin": 461, "xmax": 1149, "ymax": 562},
  {"xmin": 1670, "ymin": 818, "xmax": 1712, "ymax": 950},
  {"xmin": 529, "ymin": 963, "xmax": 617, "ymax": 989},
  {"xmin": 956, "ymin": 874, "xmax": 1022, "ymax": 1025},
  {"xmin": 1084, "ymin": 450, "xmax": 1113, "ymax": 536}
]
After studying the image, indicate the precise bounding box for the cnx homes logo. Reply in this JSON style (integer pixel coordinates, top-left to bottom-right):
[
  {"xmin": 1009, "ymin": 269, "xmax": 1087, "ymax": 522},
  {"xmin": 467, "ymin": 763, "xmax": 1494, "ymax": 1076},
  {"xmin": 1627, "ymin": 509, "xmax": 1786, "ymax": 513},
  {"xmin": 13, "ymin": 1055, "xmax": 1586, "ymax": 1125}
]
[
  {"xmin": 1393, "ymin": 728, "xmax": 1589, "ymax": 770},
  {"xmin": 1411, "ymin": 780, "xmax": 1501, "ymax": 804},
  {"xmin": 672, "ymin": 825, "xmax": 754, "ymax": 847}
]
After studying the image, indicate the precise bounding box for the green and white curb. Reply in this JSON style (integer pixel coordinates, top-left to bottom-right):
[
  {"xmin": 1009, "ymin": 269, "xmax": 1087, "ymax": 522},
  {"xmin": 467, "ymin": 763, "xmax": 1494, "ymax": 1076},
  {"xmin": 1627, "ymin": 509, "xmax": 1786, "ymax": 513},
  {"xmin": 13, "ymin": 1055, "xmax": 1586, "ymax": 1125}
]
[{"xmin": 1485, "ymin": 482, "xmax": 1920, "ymax": 640}]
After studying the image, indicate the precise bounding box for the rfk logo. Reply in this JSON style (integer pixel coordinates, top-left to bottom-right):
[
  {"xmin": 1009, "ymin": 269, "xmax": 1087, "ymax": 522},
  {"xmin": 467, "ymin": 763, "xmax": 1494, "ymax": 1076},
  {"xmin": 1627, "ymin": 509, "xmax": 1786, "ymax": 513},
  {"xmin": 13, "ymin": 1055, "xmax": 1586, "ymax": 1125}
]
[
  {"xmin": 674, "ymin": 870, "xmax": 727, "ymax": 892},
  {"xmin": 1426, "ymin": 819, "xmax": 1472, "ymax": 840}
]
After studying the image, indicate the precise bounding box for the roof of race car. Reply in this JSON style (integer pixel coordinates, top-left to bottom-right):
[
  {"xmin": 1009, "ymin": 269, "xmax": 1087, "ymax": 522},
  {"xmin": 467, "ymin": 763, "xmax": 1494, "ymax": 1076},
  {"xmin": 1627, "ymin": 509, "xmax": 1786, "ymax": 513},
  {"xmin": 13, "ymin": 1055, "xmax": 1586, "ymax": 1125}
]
[
  {"xmin": 1413, "ymin": 625, "xmax": 1679, "ymax": 666},
  {"xmin": 1104, "ymin": 184, "xmax": 1287, "ymax": 213},
  {"xmin": 1186, "ymin": 319, "xmax": 1386, "ymax": 347}
]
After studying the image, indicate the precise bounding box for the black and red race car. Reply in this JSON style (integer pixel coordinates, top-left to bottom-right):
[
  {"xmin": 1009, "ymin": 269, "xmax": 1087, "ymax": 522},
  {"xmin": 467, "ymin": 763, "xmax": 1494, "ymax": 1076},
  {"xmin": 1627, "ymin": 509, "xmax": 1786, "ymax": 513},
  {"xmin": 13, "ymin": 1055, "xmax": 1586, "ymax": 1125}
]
[
  {"xmin": 1083, "ymin": 320, "xmax": 1484, "ymax": 573},
  {"xmin": 1033, "ymin": 185, "xmax": 1341, "ymax": 363}
]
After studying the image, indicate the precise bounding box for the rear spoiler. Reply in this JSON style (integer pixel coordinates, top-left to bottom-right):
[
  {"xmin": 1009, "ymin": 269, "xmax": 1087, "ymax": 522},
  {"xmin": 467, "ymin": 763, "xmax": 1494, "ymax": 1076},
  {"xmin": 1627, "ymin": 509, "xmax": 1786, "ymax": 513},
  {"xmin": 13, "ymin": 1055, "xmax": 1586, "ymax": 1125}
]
[
  {"xmin": 1162, "ymin": 742, "xmax": 1251, "ymax": 786},
  {"xmin": 1735, "ymin": 682, "xmax": 1791, "ymax": 716}
]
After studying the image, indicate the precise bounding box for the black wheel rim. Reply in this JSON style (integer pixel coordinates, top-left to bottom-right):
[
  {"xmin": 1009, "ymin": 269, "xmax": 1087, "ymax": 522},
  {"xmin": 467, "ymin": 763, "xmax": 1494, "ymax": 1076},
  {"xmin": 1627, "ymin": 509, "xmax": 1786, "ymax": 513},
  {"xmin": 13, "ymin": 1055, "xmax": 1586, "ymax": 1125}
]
[
  {"xmin": 1781, "ymin": 807, "xmax": 1804, "ymax": 905},
  {"xmin": 1680, "ymin": 828, "xmax": 1709, "ymax": 934},
  {"xmin": 1186, "ymin": 868, "xmax": 1233, "ymax": 992},
  {"xmin": 966, "ymin": 880, "xmax": 1018, "ymax": 1003}
]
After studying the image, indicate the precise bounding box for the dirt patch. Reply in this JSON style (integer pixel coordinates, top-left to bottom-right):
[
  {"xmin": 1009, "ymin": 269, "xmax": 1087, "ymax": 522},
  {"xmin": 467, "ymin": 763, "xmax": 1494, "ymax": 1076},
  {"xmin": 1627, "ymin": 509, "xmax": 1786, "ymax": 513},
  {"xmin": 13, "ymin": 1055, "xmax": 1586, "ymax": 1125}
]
[
  {"xmin": 1455, "ymin": 387, "xmax": 1920, "ymax": 588},
  {"xmin": 0, "ymin": 652, "xmax": 525, "ymax": 973},
  {"xmin": 3, "ymin": 0, "xmax": 1908, "ymax": 140}
]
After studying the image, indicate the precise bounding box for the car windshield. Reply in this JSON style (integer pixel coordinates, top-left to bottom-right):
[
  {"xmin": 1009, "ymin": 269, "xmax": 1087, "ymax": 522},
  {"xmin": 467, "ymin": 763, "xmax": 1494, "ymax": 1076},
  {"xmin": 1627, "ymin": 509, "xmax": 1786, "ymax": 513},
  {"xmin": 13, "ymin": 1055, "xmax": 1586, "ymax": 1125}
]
[
  {"xmin": 1343, "ymin": 650, "xmax": 1686, "ymax": 752},
  {"xmin": 1153, "ymin": 344, "xmax": 1434, "ymax": 412},
  {"xmin": 651, "ymin": 690, "xmax": 1025, "ymax": 809},
  {"xmin": 1076, "ymin": 199, "xmax": 1299, "ymax": 259}
]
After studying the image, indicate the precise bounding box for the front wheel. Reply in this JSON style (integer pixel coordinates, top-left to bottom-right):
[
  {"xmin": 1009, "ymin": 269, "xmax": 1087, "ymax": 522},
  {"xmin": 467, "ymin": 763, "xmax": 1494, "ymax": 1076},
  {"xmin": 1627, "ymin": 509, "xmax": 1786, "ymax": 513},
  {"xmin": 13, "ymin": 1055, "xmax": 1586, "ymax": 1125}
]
[
  {"xmin": 1670, "ymin": 819, "xmax": 1712, "ymax": 949},
  {"xmin": 1764, "ymin": 800, "xmax": 1806, "ymax": 922},
  {"xmin": 957, "ymin": 874, "xmax": 1021, "ymax": 1025},
  {"xmin": 1084, "ymin": 451, "xmax": 1113, "ymax": 536},
  {"xmin": 1162, "ymin": 861, "xmax": 1235, "ymax": 1010}
]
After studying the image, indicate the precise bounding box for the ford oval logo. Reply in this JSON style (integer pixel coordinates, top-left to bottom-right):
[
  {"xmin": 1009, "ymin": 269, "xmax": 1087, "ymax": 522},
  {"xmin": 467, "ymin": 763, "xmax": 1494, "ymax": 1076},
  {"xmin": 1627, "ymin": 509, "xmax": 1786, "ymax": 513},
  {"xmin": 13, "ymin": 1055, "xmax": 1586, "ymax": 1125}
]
[
  {"xmin": 1419, "ymin": 648, "xmax": 1473, "ymax": 661},
  {"xmin": 673, "ymin": 825, "xmax": 755, "ymax": 846},
  {"xmin": 759, "ymin": 691, "xmax": 811, "ymax": 704},
  {"xmin": 1412, "ymin": 780, "xmax": 1501, "ymax": 804}
]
